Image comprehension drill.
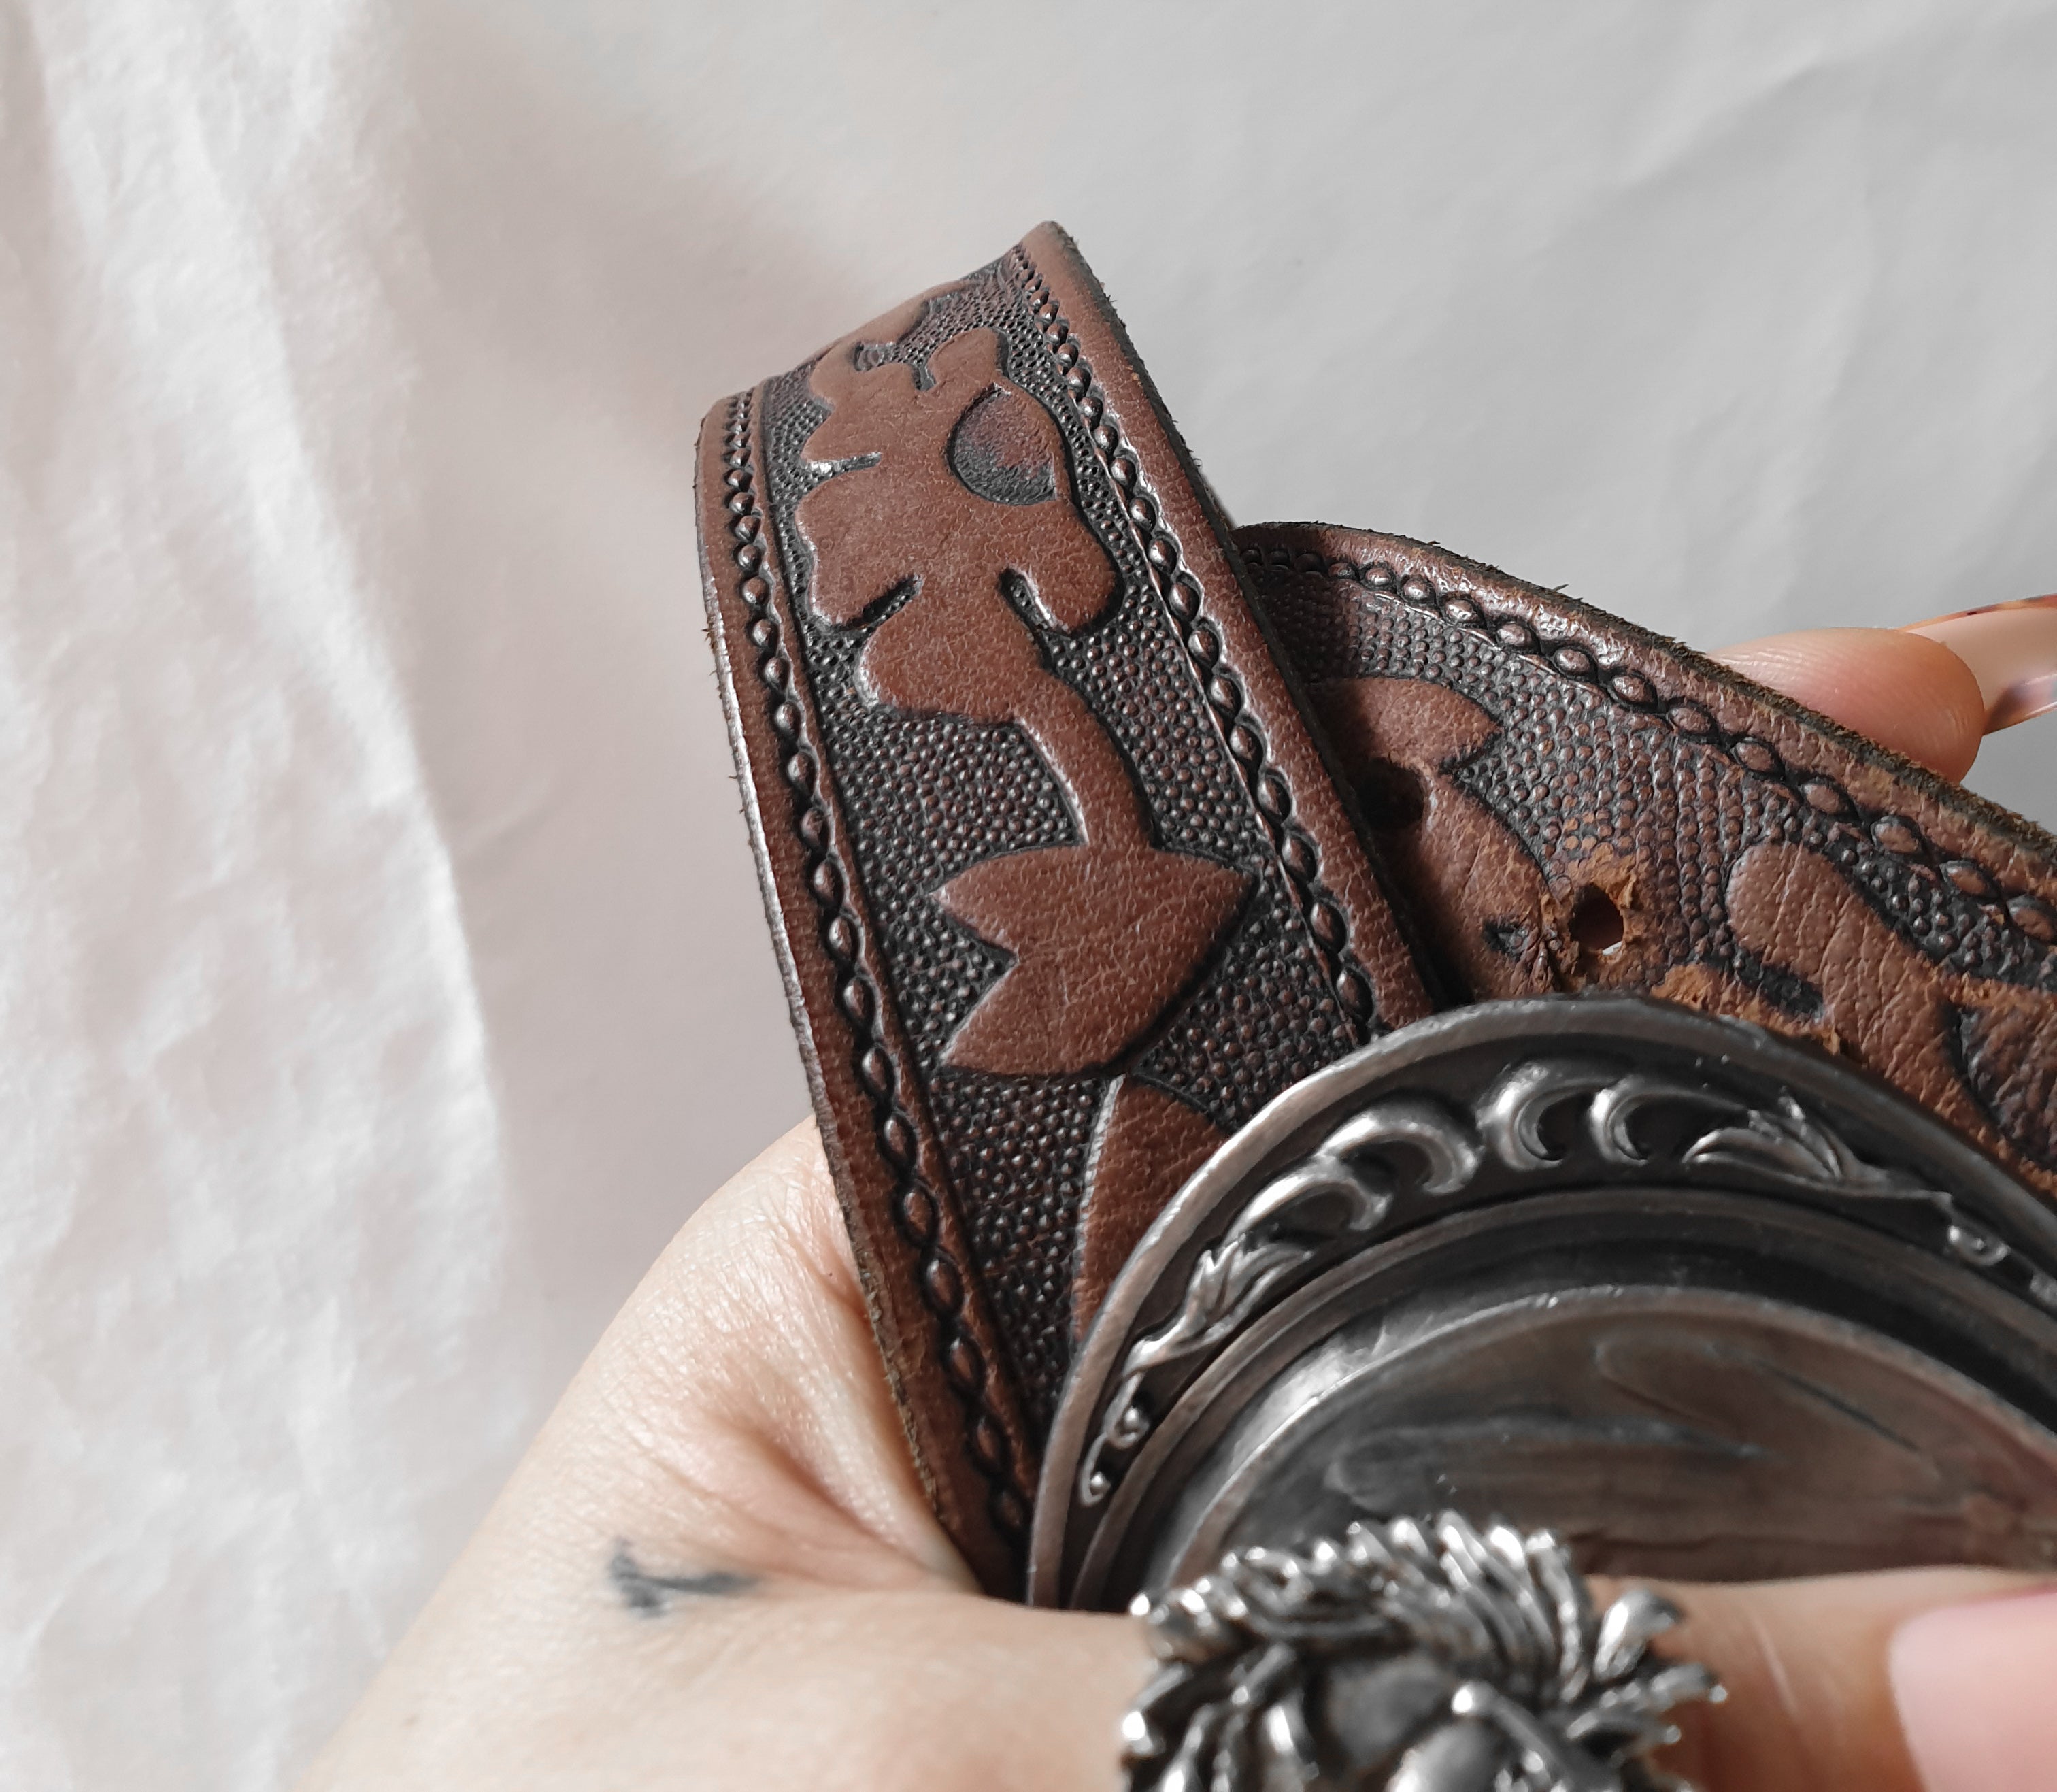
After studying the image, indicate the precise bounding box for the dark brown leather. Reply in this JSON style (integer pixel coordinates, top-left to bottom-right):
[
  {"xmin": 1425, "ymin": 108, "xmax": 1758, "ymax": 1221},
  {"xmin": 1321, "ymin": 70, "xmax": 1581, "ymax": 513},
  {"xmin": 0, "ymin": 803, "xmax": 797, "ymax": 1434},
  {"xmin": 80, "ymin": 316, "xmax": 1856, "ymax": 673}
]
[
  {"xmin": 699, "ymin": 222, "xmax": 2057, "ymax": 1595},
  {"xmin": 697, "ymin": 227, "xmax": 1433, "ymax": 1591},
  {"xmin": 1241, "ymin": 522, "xmax": 2057, "ymax": 1207}
]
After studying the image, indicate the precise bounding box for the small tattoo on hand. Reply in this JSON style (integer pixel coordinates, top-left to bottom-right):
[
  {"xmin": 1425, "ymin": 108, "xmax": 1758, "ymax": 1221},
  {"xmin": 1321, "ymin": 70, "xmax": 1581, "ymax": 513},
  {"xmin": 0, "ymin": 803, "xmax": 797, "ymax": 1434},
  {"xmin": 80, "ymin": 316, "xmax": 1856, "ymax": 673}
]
[{"xmin": 609, "ymin": 1541, "xmax": 757, "ymax": 1614}]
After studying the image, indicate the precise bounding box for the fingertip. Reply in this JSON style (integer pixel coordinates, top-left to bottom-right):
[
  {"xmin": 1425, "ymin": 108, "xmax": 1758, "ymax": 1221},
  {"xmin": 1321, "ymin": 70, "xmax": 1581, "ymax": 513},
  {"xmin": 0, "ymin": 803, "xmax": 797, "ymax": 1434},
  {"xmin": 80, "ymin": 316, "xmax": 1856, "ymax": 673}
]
[
  {"xmin": 1649, "ymin": 1567, "xmax": 2025, "ymax": 1792},
  {"xmin": 1713, "ymin": 628, "xmax": 1987, "ymax": 782},
  {"xmin": 1890, "ymin": 1587, "xmax": 2057, "ymax": 1792}
]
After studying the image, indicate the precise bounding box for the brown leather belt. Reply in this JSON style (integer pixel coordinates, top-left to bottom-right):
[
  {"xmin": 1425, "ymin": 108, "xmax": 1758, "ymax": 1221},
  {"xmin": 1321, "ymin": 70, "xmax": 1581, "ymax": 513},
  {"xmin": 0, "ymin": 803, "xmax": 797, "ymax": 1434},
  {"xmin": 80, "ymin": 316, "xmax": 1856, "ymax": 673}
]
[{"xmin": 697, "ymin": 223, "xmax": 2057, "ymax": 1593}]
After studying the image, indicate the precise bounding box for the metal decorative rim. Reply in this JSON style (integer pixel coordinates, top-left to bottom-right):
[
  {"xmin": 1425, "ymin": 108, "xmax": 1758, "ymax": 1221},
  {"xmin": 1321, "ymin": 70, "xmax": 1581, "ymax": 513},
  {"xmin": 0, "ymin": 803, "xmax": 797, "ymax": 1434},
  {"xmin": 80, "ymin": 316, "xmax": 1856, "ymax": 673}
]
[
  {"xmin": 1033, "ymin": 996, "xmax": 2057, "ymax": 1607},
  {"xmin": 1124, "ymin": 1510, "xmax": 1723, "ymax": 1792}
]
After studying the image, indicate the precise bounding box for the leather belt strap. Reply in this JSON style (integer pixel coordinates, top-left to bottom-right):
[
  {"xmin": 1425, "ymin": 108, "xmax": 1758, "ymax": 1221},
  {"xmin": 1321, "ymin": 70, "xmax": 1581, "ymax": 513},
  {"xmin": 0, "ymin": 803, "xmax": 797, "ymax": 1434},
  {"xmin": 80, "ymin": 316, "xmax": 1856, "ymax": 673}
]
[
  {"xmin": 698, "ymin": 225, "xmax": 2057, "ymax": 1593},
  {"xmin": 697, "ymin": 225, "xmax": 1433, "ymax": 1590},
  {"xmin": 1239, "ymin": 522, "xmax": 2057, "ymax": 1214}
]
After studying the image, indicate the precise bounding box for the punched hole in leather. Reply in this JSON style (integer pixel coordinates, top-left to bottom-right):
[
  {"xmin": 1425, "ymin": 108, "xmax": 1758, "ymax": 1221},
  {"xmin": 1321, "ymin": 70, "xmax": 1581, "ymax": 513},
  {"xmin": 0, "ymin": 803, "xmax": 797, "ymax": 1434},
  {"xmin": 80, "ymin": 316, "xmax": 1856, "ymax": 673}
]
[{"xmin": 695, "ymin": 222, "xmax": 2057, "ymax": 1601}]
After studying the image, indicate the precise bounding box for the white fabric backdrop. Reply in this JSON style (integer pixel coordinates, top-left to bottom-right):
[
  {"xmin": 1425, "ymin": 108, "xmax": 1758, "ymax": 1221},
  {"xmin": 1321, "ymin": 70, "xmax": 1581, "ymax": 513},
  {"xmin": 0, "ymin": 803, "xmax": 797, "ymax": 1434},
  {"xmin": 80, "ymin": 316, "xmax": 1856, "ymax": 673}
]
[{"xmin": 3, "ymin": 1, "xmax": 2052, "ymax": 1784}]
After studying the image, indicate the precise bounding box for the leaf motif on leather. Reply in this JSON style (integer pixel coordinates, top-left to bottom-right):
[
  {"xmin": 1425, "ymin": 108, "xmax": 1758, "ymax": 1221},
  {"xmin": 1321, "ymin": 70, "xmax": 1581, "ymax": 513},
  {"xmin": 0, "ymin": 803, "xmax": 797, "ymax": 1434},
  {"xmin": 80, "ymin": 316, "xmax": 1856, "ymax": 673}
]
[
  {"xmin": 702, "ymin": 244, "xmax": 1456, "ymax": 1587},
  {"xmin": 801, "ymin": 323, "xmax": 1117, "ymax": 636},
  {"xmin": 1956, "ymin": 1003, "xmax": 2057, "ymax": 1170},
  {"xmin": 948, "ymin": 382, "xmax": 1060, "ymax": 506},
  {"xmin": 1728, "ymin": 842, "xmax": 2057, "ymax": 1174},
  {"xmin": 1244, "ymin": 522, "xmax": 2057, "ymax": 1208},
  {"xmin": 799, "ymin": 320, "xmax": 1248, "ymax": 1079},
  {"xmin": 1311, "ymin": 677, "xmax": 1567, "ymax": 999},
  {"xmin": 939, "ymin": 846, "xmax": 1247, "ymax": 1074}
]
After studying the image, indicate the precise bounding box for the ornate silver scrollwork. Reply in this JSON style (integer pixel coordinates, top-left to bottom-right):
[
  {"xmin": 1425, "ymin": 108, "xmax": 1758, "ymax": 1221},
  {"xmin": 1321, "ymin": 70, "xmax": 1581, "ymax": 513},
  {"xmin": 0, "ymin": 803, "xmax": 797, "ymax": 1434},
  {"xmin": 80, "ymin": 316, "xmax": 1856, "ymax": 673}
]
[
  {"xmin": 1477, "ymin": 1058, "xmax": 1622, "ymax": 1170},
  {"xmin": 1079, "ymin": 1056, "xmax": 2050, "ymax": 1509},
  {"xmin": 1077, "ymin": 1097, "xmax": 1476, "ymax": 1506},
  {"xmin": 1122, "ymin": 1511, "xmax": 1722, "ymax": 1792},
  {"xmin": 1682, "ymin": 1092, "xmax": 2019, "ymax": 1269},
  {"xmin": 1482, "ymin": 1059, "xmax": 2030, "ymax": 1280}
]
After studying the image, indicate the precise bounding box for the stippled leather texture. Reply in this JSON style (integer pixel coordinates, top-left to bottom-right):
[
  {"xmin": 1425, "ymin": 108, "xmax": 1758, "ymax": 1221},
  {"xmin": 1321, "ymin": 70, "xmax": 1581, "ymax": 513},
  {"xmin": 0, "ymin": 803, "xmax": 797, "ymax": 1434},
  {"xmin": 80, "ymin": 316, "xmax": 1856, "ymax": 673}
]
[
  {"xmin": 697, "ymin": 229, "xmax": 1431, "ymax": 1592},
  {"xmin": 1242, "ymin": 522, "xmax": 2057, "ymax": 1211},
  {"xmin": 698, "ymin": 224, "xmax": 2057, "ymax": 1596}
]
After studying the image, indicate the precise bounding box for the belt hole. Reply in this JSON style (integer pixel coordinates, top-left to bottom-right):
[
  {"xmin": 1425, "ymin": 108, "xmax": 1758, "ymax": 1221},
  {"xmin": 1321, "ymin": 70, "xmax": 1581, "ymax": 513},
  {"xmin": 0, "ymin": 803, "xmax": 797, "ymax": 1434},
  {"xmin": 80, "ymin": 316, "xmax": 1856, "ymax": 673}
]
[{"xmin": 1570, "ymin": 885, "xmax": 1626, "ymax": 955}]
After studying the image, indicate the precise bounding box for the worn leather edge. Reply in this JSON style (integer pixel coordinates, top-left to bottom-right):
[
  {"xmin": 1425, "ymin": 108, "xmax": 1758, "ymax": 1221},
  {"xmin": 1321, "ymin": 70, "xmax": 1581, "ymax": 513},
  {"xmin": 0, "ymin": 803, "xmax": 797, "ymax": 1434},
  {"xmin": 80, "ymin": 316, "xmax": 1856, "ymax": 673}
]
[
  {"xmin": 697, "ymin": 391, "xmax": 1035, "ymax": 1592},
  {"xmin": 1022, "ymin": 227, "xmax": 1435, "ymax": 1032},
  {"xmin": 1250, "ymin": 520, "xmax": 2057, "ymax": 868}
]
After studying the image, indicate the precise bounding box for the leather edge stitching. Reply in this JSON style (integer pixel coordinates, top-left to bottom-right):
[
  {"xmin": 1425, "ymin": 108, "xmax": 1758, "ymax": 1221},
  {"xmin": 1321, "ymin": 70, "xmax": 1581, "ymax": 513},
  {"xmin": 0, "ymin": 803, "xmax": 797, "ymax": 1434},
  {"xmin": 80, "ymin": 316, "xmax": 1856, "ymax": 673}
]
[
  {"xmin": 1252, "ymin": 542, "xmax": 2057, "ymax": 969},
  {"xmin": 716, "ymin": 391, "xmax": 1036, "ymax": 1554},
  {"xmin": 1011, "ymin": 246, "xmax": 1388, "ymax": 1041}
]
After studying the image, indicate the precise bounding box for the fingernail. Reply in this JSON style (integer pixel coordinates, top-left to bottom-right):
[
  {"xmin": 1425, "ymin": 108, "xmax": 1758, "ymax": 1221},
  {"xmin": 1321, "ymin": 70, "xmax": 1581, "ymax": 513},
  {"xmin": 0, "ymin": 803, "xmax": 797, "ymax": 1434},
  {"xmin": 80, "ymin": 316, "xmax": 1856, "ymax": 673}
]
[
  {"xmin": 1889, "ymin": 1586, "xmax": 2057, "ymax": 1791},
  {"xmin": 1905, "ymin": 594, "xmax": 2057, "ymax": 733}
]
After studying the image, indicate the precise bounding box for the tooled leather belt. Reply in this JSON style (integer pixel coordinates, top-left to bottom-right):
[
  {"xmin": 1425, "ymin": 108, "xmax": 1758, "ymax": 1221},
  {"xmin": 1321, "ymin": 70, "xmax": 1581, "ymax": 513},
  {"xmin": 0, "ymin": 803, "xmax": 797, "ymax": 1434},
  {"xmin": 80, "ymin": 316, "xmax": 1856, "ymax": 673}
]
[{"xmin": 696, "ymin": 222, "xmax": 2057, "ymax": 1597}]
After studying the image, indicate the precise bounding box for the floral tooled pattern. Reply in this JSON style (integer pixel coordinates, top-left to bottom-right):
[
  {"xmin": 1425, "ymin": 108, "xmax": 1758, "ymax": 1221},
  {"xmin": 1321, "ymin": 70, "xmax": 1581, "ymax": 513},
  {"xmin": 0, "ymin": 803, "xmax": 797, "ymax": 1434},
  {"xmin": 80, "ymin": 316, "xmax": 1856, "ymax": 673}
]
[
  {"xmin": 1727, "ymin": 842, "xmax": 2057, "ymax": 1172},
  {"xmin": 800, "ymin": 306, "xmax": 1248, "ymax": 1078},
  {"xmin": 1011, "ymin": 250, "xmax": 1390, "ymax": 1036},
  {"xmin": 1248, "ymin": 535, "xmax": 2057, "ymax": 1185},
  {"xmin": 720, "ymin": 393, "xmax": 1035, "ymax": 1548},
  {"xmin": 1251, "ymin": 540, "xmax": 2057, "ymax": 957}
]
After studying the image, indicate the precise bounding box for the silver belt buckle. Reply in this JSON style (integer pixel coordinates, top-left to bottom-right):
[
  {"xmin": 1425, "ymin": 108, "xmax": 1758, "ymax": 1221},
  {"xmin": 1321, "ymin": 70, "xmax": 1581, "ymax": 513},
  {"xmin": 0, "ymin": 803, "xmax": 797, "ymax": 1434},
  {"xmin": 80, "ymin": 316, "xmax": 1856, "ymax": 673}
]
[{"xmin": 1034, "ymin": 995, "xmax": 2057, "ymax": 1612}]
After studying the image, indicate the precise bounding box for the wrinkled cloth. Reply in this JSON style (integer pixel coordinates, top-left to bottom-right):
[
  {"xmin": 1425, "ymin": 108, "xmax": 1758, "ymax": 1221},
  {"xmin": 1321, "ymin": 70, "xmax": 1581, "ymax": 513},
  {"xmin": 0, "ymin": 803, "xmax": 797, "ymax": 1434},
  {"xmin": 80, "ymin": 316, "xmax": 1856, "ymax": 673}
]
[{"xmin": 2, "ymin": 3, "xmax": 2052, "ymax": 1786}]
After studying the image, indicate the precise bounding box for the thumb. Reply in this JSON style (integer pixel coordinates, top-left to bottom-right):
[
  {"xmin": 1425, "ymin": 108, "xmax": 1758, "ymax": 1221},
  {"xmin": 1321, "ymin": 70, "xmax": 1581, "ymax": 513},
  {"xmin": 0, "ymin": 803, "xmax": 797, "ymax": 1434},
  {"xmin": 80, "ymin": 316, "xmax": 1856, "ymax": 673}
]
[
  {"xmin": 1891, "ymin": 1582, "xmax": 2057, "ymax": 1792},
  {"xmin": 1641, "ymin": 1566, "xmax": 2049, "ymax": 1791}
]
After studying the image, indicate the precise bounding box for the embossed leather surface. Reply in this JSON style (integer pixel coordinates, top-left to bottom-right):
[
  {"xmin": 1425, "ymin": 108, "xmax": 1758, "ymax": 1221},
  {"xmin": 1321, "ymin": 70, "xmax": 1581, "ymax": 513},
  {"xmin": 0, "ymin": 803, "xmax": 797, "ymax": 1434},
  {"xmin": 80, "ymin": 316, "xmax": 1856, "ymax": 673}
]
[
  {"xmin": 700, "ymin": 225, "xmax": 2057, "ymax": 1595},
  {"xmin": 697, "ymin": 228, "xmax": 1432, "ymax": 1591},
  {"xmin": 1241, "ymin": 522, "xmax": 2057, "ymax": 1210}
]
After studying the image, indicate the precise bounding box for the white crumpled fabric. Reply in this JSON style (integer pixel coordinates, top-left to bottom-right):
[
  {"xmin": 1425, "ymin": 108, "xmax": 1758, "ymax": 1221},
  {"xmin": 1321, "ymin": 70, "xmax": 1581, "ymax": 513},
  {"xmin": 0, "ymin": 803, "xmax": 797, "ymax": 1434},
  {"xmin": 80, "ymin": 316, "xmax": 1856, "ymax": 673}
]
[{"xmin": 3, "ymin": 2, "xmax": 2052, "ymax": 1785}]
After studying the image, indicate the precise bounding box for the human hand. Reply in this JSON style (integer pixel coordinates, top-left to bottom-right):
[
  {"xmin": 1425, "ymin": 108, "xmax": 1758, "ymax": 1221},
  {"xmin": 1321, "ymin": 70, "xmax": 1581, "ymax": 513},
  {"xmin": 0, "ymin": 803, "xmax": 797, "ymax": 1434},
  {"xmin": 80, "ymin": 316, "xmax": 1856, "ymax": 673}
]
[{"xmin": 301, "ymin": 621, "xmax": 2054, "ymax": 1792}]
